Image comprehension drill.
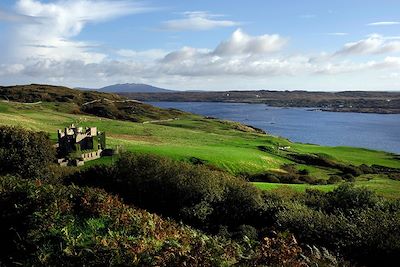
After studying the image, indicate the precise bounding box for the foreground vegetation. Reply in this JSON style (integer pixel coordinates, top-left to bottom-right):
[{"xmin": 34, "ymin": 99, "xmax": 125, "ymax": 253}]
[
  {"xmin": 5, "ymin": 175, "xmax": 340, "ymax": 266},
  {"xmin": 1, "ymin": 126, "xmax": 399, "ymax": 266}
]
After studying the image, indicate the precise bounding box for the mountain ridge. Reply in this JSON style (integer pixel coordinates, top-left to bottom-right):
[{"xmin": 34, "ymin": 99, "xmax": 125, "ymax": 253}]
[{"xmin": 99, "ymin": 83, "xmax": 174, "ymax": 93}]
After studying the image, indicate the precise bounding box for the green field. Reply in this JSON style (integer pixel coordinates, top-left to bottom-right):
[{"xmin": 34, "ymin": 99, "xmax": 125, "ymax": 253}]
[{"xmin": 1, "ymin": 101, "xmax": 399, "ymax": 198}]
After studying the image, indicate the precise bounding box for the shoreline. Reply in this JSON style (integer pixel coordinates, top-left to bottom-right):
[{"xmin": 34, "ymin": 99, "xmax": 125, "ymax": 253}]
[
  {"xmin": 147, "ymin": 101, "xmax": 400, "ymax": 154},
  {"xmin": 146, "ymin": 99, "xmax": 400, "ymax": 115}
]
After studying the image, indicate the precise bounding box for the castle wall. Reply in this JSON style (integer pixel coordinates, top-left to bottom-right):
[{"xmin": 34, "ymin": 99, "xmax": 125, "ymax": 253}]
[{"xmin": 81, "ymin": 149, "xmax": 102, "ymax": 161}]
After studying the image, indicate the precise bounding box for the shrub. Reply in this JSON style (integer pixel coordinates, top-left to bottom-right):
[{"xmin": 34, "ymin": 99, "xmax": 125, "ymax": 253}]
[
  {"xmin": 339, "ymin": 164, "xmax": 363, "ymax": 177},
  {"xmin": 232, "ymin": 224, "xmax": 258, "ymax": 241},
  {"xmin": 0, "ymin": 126, "xmax": 55, "ymax": 179},
  {"xmin": 0, "ymin": 175, "xmax": 238, "ymax": 266},
  {"xmin": 324, "ymin": 183, "xmax": 381, "ymax": 213},
  {"xmin": 388, "ymin": 173, "xmax": 400, "ymax": 181},
  {"xmin": 67, "ymin": 153, "xmax": 399, "ymax": 266},
  {"xmin": 328, "ymin": 175, "xmax": 343, "ymax": 184},
  {"xmin": 276, "ymin": 200, "xmax": 400, "ymax": 266},
  {"xmin": 1, "ymin": 175, "xmax": 330, "ymax": 266},
  {"xmin": 69, "ymin": 153, "xmax": 265, "ymax": 232},
  {"xmin": 343, "ymin": 173, "xmax": 355, "ymax": 182},
  {"xmin": 249, "ymin": 172, "xmax": 281, "ymax": 183},
  {"xmin": 298, "ymin": 169, "xmax": 310, "ymax": 175}
]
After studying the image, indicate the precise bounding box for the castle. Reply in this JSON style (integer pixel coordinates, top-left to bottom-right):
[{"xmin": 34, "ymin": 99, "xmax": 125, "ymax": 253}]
[{"xmin": 57, "ymin": 124, "xmax": 106, "ymax": 166}]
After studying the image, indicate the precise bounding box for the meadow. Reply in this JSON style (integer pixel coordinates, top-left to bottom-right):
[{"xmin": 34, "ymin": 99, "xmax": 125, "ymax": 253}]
[{"xmin": 1, "ymin": 101, "xmax": 399, "ymax": 198}]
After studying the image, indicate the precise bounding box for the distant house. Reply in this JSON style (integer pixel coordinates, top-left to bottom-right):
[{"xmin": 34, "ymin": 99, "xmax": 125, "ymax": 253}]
[
  {"xmin": 278, "ymin": 146, "xmax": 291, "ymax": 151},
  {"xmin": 57, "ymin": 124, "xmax": 106, "ymax": 166}
]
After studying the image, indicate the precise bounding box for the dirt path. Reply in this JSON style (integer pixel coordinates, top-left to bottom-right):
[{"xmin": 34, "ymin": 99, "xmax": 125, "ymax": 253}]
[
  {"xmin": 142, "ymin": 118, "xmax": 179, "ymax": 124},
  {"xmin": 81, "ymin": 98, "xmax": 142, "ymax": 106},
  {"xmin": 1, "ymin": 100, "xmax": 42, "ymax": 105}
]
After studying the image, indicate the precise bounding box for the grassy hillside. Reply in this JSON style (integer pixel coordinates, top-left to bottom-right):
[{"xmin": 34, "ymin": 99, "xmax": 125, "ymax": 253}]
[
  {"xmin": 0, "ymin": 100, "xmax": 399, "ymax": 198},
  {"xmin": 0, "ymin": 84, "xmax": 187, "ymax": 122}
]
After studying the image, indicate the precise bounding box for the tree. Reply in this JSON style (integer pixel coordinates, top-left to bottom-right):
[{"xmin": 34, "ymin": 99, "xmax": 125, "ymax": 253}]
[{"xmin": 0, "ymin": 126, "xmax": 55, "ymax": 179}]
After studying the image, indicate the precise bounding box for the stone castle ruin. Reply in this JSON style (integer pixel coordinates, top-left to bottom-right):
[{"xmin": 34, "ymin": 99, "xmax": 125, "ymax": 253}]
[{"xmin": 57, "ymin": 124, "xmax": 106, "ymax": 166}]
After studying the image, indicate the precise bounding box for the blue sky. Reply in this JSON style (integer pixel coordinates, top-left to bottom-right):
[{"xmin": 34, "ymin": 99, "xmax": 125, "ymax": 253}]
[{"xmin": 1, "ymin": 0, "xmax": 400, "ymax": 90}]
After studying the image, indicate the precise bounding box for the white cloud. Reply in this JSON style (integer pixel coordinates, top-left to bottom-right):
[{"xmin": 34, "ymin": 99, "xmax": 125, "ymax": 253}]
[
  {"xmin": 367, "ymin": 21, "xmax": 400, "ymax": 26},
  {"xmin": 11, "ymin": 0, "xmax": 150, "ymax": 63},
  {"xmin": 0, "ymin": 9, "xmax": 39, "ymax": 23},
  {"xmin": 161, "ymin": 11, "xmax": 240, "ymax": 31},
  {"xmin": 335, "ymin": 34, "xmax": 400, "ymax": 56},
  {"xmin": 117, "ymin": 49, "xmax": 167, "ymax": 61},
  {"xmin": 0, "ymin": 64, "xmax": 25, "ymax": 76},
  {"xmin": 162, "ymin": 46, "xmax": 208, "ymax": 63},
  {"xmin": 213, "ymin": 29, "xmax": 287, "ymax": 56}
]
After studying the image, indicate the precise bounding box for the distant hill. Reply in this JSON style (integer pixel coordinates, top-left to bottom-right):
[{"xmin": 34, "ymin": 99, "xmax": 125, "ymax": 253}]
[
  {"xmin": 99, "ymin": 83, "xmax": 174, "ymax": 93},
  {"xmin": 120, "ymin": 90, "xmax": 400, "ymax": 114}
]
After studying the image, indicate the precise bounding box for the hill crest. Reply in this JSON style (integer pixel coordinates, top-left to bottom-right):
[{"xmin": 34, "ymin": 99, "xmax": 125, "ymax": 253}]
[{"xmin": 99, "ymin": 83, "xmax": 174, "ymax": 93}]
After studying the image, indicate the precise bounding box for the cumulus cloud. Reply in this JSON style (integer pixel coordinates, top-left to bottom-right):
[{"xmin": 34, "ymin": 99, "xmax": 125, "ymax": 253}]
[
  {"xmin": 11, "ymin": 0, "xmax": 150, "ymax": 63},
  {"xmin": 367, "ymin": 21, "xmax": 400, "ymax": 26},
  {"xmin": 161, "ymin": 11, "xmax": 240, "ymax": 31},
  {"xmin": 213, "ymin": 29, "xmax": 287, "ymax": 56},
  {"xmin": 161, "ymin": 29, "xmax": 287, "ymax": 69},
  {"xmin": 335, "ymin": 34, "xmax": 400, "ymax": 56},
  {"xmin": 162, "ymin": 47, "xmax": 207, "ymax": 63},
  {"xmin": 4, "ymin": 24, "xmax": 400, "ymax": 88}
]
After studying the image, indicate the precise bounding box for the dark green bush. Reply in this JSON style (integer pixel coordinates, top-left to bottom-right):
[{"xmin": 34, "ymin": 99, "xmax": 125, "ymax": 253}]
[
  {"xmin": 0, "ymin": 175, "xmax": 237, "ymax": 266},
  {"xmin": 324, "ymin": 183, "xmax": 381, "ymax": 213},
  {"xmin": 276, "ymin": 200, "xmax": 400, "ymax": 266},
  {"xmin": 69, "ymin": 153, "xmax": 265, "ymax": 232},
  {"xmin": 328, "ymin": 175, "xmax": 343, "ymax": 184},
  {"xmin": 1, "ymin": 175, "xmax": 328, "ymax": 267},
  {"xmin": 67, "ymin": 153, "xmax": 399, "ymax": 266},
  {"xmin": 0, "ymin": 126, "xmax": 55, "ymax": 179},
  {"xmin": 298, "ymin": 169, "xmax": 310, "ymax": 175},
  {"xmin": 339, "ymin": 164, "xmax": 363, "ymax": 177},
  {"xmin": 343, "ymin": 173, "xmax": 355, "ymax": 182}
]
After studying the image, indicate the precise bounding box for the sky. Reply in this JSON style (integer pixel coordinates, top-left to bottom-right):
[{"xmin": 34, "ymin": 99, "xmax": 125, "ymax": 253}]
[{"xmin": 0, "ymin": 0, "xmax": 400, "ymax": 91}]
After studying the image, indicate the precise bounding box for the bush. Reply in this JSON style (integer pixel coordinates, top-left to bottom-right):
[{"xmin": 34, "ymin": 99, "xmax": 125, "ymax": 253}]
[
  {"xmin": 388, "ymin": 173, "xmax": 400, "ymax": 181},
  {"xmin": 343, "ymin": 173, "xmax": 355, "ymax": 182},
  {"xmin": 67, "ymin": 153, "xmax": 399, "ymax": 266},
  {"xmin": 69, "ymin": 153, "xmax": 265, "ymax": 232},
  {"xmin": 339, "ymin": 164, "xmax": 363, "ymax": 177},
  {"xmin": 327, "ymin": 175, "xmax": 343, "ymax": 184},
  {"xmin": 298, "ymin": 169, "xmax": 310, "ymax": 175},
  {"xmin": 0, "ymin": 175, "xmax": 237, "ymax": 266},
  {"xmin": 0, "ymin": 126, "xmax": 55, "ymax": 179},
  {"xmin": 324, "ymin": 183, "xmax": 381, "ymax": 213},
  {"xmin": 276, "ymin": 200, "xmax": 400, "ymax": 266},
  {"xmin": 0, "ymin": 175, "xmax": 327, "ymax": 266},
  {"xmin": 250, "ymin": 172, "xmax": 281, "ymax": 183}
]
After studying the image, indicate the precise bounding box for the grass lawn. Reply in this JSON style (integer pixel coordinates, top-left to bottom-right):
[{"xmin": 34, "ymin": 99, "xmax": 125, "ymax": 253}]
[
  {"xmin": 253, "ymin": 182, "xmax": 336, "ymax": 192},
  {"xmin": 254, "ymin": 175, "xmax": 400, "ymax": 199}
]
